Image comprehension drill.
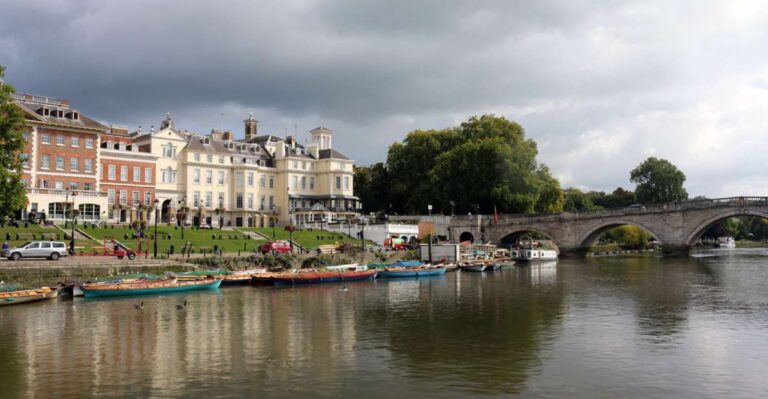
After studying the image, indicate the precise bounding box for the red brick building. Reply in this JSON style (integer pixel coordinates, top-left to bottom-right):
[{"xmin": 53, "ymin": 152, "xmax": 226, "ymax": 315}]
[
  {"xmin": 12, "ymin": 93, "xmax": 109, "ymax": 222},
  {"xmin": 100, "ymin": 126, "xmax": 157, "ymax": 223}
]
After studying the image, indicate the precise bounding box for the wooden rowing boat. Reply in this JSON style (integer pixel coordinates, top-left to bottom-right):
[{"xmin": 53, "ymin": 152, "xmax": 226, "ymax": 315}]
[
  {"xmin": 0, "ymin": 286, "xmax": 60, "ymax": 306},
  {"xmin": 80, "ymin": 276, "xmax": 223, "ymax": 298}
]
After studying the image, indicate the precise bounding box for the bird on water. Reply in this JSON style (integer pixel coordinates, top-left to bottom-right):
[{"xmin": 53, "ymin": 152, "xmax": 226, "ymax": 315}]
[
  {"xmin": 176, "ymin": 300, "xmax": 188, "ymax": 310},
  {"xmin": 133, "ymin": 302, "xmax": 144, "ymax": 310}
]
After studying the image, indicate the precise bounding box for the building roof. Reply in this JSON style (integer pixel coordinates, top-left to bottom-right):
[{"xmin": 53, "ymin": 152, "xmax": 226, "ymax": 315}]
[
  {"xmin": 12, "ymin": 93, "xmax": 108, "ymax": 132},
  {"xmin": 318, "ymin": 148, "xmax": 350, "ymax": 160}
]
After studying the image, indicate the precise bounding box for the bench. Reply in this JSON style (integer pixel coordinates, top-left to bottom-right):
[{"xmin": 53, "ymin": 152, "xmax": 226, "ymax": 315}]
[
  {"xmin": 40, "ymin": 233, "xmax": 59, "ymax": 240},
  {"xmin": 16, "ymin": 233, "xmax": 35, "ymax": 241}
]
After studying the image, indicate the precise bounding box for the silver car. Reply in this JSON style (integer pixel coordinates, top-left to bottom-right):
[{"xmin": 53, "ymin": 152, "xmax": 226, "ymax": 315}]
[{"xmin": 4, "ymin": 241, "xmax": 69, "ymax": 260}]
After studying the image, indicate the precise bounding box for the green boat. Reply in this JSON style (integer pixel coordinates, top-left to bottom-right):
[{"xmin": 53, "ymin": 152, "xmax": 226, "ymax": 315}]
[{"xmin": 80, "ymin": 277, "xmax": 222, "ymax": 298}]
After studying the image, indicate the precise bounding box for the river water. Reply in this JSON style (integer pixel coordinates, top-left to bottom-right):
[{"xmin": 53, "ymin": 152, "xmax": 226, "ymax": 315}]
[{"xmin": 2, "ymin": 249, "xmax": 768, "ymax": 398}]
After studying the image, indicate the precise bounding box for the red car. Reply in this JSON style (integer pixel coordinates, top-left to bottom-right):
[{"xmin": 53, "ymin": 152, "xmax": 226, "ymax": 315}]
[{"xmin": 260, "ymin": 240, "xmax": 292, "ymax": 254}]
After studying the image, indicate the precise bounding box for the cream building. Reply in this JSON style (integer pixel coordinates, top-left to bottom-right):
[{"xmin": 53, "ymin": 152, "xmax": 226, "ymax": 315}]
[{"xmin": 134, "ymin": 114, "xmax": 359, "ymax": 227}]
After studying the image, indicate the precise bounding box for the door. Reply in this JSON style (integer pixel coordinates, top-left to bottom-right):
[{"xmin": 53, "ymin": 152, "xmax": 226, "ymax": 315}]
[
  {"xmin": 24, "ymin": 242, "xmax": 41, "ymax": 257},
  {"xmin": 40, "ymin": 242, "xmax": 52, "ymax": 257}
]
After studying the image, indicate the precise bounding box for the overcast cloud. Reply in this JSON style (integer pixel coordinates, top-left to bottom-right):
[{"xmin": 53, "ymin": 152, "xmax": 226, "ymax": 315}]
[{"xmin": 2, "ymin": 0, "xmax": 768, "ymax": 197}]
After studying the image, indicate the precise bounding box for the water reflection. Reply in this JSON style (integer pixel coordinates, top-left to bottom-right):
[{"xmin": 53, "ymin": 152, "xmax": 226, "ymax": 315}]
[{"xmin": 2, "ymin": 252, "xmax": 768, "ymax": 398}]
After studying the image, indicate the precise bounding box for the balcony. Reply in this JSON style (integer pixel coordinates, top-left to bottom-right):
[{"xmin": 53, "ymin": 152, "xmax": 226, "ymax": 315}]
[{"xmin": 27, "ymin": 188, "xmax": 107, "ymax": 198}]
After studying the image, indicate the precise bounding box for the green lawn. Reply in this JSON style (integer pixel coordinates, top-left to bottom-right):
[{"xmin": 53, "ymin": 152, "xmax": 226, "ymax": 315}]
[
  {"xmin": 239, "ymin": 227, "xmax": 369, "ymax": 249},
  {"xmin": 0, "ymin": 224, "xmax": 62, "ymax": 246},
  {"xmin": 80, "ymin": 225, "xmax": 264, "ymax": 255}
]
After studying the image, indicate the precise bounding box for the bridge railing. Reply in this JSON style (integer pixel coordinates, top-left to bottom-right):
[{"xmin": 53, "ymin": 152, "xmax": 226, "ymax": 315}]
[{"xmin": 480, "ymin": 196, "xmax": 768, "ymax": 224}]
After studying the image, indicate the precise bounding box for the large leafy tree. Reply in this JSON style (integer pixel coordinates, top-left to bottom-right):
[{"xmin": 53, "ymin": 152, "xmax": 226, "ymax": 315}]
[
  {"xmin": 630, "ymin": 157, "xmax": 688, "ymax": 204},
  {"xmin": 354, "ymin": 162, "xmax": 393, "ymax": 214},
  {"xmin": 384, "ymin": 114, "xmax": 563, "ymax": 215},
  {"xmin": 0, "ymin": 66, "xmax": 27, "ymax": 223}
]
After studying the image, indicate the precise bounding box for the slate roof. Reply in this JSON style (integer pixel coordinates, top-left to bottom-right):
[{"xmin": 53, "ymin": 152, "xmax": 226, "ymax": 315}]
[
  {"xmin": 318, "ymin": 148, "xmax": 350, "ymax": 160},
  {"xmin": 13, "ymin": 94, "xmax": 108, "ymax": 131}
]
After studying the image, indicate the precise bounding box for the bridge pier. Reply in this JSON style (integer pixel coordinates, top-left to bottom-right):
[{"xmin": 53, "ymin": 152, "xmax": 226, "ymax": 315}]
[
  {"xmin": 558, "ymin": 247, "xmax": 590, "ymax": 259},
  {"xmin": 661, "ymin": 244, "xmax": 691, "ymax": 258}
]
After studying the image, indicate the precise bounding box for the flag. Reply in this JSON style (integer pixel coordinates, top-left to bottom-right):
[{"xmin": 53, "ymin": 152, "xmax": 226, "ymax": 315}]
[{"xmin": 493, "ymin": 206, "xmax": 499, "ymax": 225}]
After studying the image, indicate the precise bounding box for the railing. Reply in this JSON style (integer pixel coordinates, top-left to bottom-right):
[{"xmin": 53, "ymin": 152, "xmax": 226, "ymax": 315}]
[
  {"xmin": 27, "ymin": 188, "xmax": 107, "ymax": 198},
  {"xmin": 11, "ymin": 92, "xmax": 67, "ymax": 106}
]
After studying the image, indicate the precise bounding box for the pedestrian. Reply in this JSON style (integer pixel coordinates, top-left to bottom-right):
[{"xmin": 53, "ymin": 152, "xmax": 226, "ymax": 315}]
[{"xmin": 2, "ymin": 241, "xmax": 8, "ymax": 253}]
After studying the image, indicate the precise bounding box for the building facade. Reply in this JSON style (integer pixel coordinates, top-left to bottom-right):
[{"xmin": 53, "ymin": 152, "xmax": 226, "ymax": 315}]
[{"xmin": 12, "ymin": 93, "xmax": 361, "ymax": 226}]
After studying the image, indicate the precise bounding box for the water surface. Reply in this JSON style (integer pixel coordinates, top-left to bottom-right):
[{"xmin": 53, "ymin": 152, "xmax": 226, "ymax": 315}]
[{"xmin": 2, "ymin": 249, "xmax": 768, "ymax": 398}]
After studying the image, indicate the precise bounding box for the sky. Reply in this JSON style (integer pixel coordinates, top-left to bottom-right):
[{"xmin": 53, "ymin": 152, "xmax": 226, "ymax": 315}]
[{"xmin": 2, "ymin": 0, "xmax": 768, "ymax": 197}]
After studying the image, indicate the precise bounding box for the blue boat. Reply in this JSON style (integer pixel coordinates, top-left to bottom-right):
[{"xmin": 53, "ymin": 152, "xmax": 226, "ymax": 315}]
[
  {"xmin": 80, "ymin": 277, "xmax": 222, "ymax": 298},
  {"xmin": 378, "ymin": 267, "xmax": 446, "ymax": 278}
]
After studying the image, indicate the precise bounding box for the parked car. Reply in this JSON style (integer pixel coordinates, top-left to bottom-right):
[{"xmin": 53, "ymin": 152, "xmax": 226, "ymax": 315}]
[
  {"xmin": 260, "ymin": 240, "xmax": 292, "ymax": 254},
  {"xmin": 4, "ymin": 241, "xmax": 69, "ymax": 260}
]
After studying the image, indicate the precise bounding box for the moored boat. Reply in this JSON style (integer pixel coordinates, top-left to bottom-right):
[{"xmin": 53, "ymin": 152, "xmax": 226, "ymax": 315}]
[
  {"xmin": 221, "ymin": 269, "xmax": 265, "ymax": 285},
  {"xmin": 270, "ymin": 269, "xmax": 378, "ymax": 286},
  {"xmin": 460, "ymin": 263, "xmax": 487, "ymax": 272},
  {"xmin": 378, "ymin": 266, "xmax": 446, "ymax": 278},
  {"xmin": 0, "ymin": 286, "xmax": 60, "ymax": 306},
  {"xmin": 80, "ymin": 276, "xmax": 222, "ymax": 298}
]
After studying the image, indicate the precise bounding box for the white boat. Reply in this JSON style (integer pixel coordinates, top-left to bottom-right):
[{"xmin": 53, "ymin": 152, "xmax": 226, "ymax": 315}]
[
  {"xmin": 511, "ymin": 248, "xmax": 558, "ymax": 262},
  {"xmin": 717, "ymin": 236, "xmax": 736, "ymax": 248},
  {"xmin": 0, "ymin": 286, "xmax": 60, "ymax": 306}
]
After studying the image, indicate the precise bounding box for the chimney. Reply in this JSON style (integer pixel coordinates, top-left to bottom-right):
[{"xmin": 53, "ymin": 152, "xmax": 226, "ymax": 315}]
[
  {"xmin": 244, "ymin": 112, "xmax": 258, "ymax": 141},
  {"xmin": 222, "ymin": 131, "xmax": 233, "ymax": 141},
  {"xmin": 160, "ymin": 113, "xmax": 174, "ymax": 130}
]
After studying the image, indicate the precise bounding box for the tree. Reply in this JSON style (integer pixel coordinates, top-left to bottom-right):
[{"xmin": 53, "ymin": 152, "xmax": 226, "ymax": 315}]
[
  {"xmin": 354, "ymin": 163, "xmax": 392, "ymax": 214},
  {"xmin": 0, "ymin": 66, "xmax": 27, "ymax": 223},
  {"xmin": 564, "ymin": 188, "xmax": 597, "ymax": 212},
  {"xmin": 630, "ymin": 157, "xmax": 688, "ymax": 204}
]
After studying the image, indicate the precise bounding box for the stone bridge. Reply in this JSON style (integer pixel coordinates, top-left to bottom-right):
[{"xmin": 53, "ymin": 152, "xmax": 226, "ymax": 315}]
[{"xmin": 426, "ymin": 197, "xmax": 768, "ymax": 257}]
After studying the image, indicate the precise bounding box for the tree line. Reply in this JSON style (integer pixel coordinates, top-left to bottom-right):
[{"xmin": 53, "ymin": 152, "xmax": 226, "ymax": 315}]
[{"xmin": 355, "ymin": 114, "xmax": 690, "ymax": 216}]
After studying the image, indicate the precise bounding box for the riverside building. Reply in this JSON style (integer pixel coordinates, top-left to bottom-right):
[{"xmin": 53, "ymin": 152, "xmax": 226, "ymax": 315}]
[{"xmin": 11, "ymin": 91, "xmax": 361, "ymax": 227}]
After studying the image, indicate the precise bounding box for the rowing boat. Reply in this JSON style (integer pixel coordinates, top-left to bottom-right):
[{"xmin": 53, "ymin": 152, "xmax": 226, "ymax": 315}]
[
  {"xmin": 0, "ymin": 286, "xmax": 59, "ymax": 306},
  {"xmin": 378, "ymin": 266, "xmax": 447, "ymax": 278},
  {"xmin": 80, "ymin": 276, "xmax": 222, "ymax": 298}
]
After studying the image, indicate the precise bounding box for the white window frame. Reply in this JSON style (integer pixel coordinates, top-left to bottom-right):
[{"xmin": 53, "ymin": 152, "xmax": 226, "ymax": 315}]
[
  {"xmin": 145, "ymin": 167, "xmax": 152, "ymax": 183},
  {"xmin": 120, "ymin": 166, "xmax": 128, "ymax": 182},
  {"xmin": 133, "ymin": 167, "xmax": 141, "ymax": 182}
]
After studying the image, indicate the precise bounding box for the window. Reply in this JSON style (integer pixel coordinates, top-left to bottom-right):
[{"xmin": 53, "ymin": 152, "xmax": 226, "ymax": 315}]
[
  {"xmin": 68, "ymin": 182, "xmax": 78, "ymax": 190},
  {"xmin": 56, "ymin": 135, "xmax": 65, "ymax": 145},
  {"xmin": 22, "ymin": 133, "xmax": 30, "ymax": 141},
  {"xmin": 120, "ymin": 190, "xmax": 127, "ymax": 205},
  {"xmin": 193, "ymin": 169, "xmax": 200, "ymax": 183},
  {"xmin": 269, "ymin": 196, "xmax": 274, "ymax": 209},
  {"xmin": 338, "ymin": 162, "xmax": 344, "ymax": 170},
  {"xmin": 194, "ymin": 153, "xmax": 200, "ymax": 162},
  {"xmin": 292, "ymin": 160, "xmax": 298, "ymax": 169},
  {"xmin": 269, "ymin": 176, "xmax": 274, "ymax": 188},
  {"xmin": 301, "ymin": 161, "xmax": 306, "ymax": 170},
  {"xmin": 205, "ymin": 192, "xmax": 212, "ymax": 208},
  {"xmin": 193, "ymin": 191, "xmax": 200, "ymax": 207},
  {"xmin": 247, "ymin": 193, "xmax": 253, "ymax": 209},
  {"xmin": 260, "ymin": 196, "xmax": 265, "ymax": 211},
  {"xmin": 235, "ymin": 172, "xmax": 243, "ymax": 187},
  {"xmin": 301, "ymin": 176, "xmax": 306, "ymax": 189},
  {"xmin": 163, "ymin": 144, "xmax": 175, "ymax": 158},
  {"xmin": 84, "ymin": 159, "xmax": 93, "ymax": 173},
  {"xmin": 120, "ymin": 166, "xmax": 128, "ymax": 181},
  {"xmin": 247, "ymin": 172, "xmax": 254, "ymax": 186},
  {"xmin": 40, "ymin": 180, "xmax": 48, "ymax": 189},
  {"xmin": 218, "ymin": 193, "xmax": 224, "ymax": 208},
  {"xmin": 145, "ymin": 167, "xmax": 152, "ymax": 183},
  {"xmin": 345, "ymin": 176, "xmax": 350, "ymax": 190},
  {"xmin": 260, "ymin": 175, "xmax": 266, "ymax": 188},
  {"xmin": 55, "ymin": 181, "xmax": 64, "ymax": 190},
  {"xmin": 131, "ymin": 167, "xmax": 139, "ymax": 182},
  {"xmin": 310, "ymin": 177, "xmax": 315, "ymax": 190},
  {"xmin": 85, "ymin": 138, "xmax": 94, "ymax": 149},
  {"xmin": 70, "ymin": 157, "xmax": 79, "ymax": 171},
  {"xmin": 108, "ymin": 190, "xmax": 115, "ymax": 204},
  {"xmin": 144, "ymin": 192, "xmax": 151, "ymax": 206},
  {"xmin": 41, "ymin": 134, "xmax": 50, "ymax": 144},
  {"xmin": 78, "ymin": 204, "xmax": 100, "ymax": 220},
  {"xmin": 108, "ymin": 165, "xmax": 116, "ymax": 180},
  {"xmin": 56, "ymin": 156, "xmax": 64, "ymax": 170},
  {"xmin": 21, "ymin": 154, "xmax": 29, "ymax": 168},
  {"xmin": 131, "ymin": 191, "xmax": 139, "ymax": 206},
  {"xmin": 219, "ymin": 156, "xmax": 225, "ymax": 164},
  {"xmin": 236, "ymin": 193, "xmax": 243, "ymax": 209},
  {"xmin": 218, "ymin": 171, "xmax": 225, "ymax": 185},
  {"xmin": 84, "ymin": 183, "xmax": 92, "ymax": 191},
  {"xmin": 336, "ymin": 176, "xmax": 341, "ymax": 189},
  {"xmin": 292, "ymin": 175, "xmax": 298, "ymax": 189},
  {"xmin": 71, "ymin": 137, "xmax": 79, "ymax": 147},
  {"xmin": 207, "ymin": 154, "xmax": 213, "ymax": 163}
]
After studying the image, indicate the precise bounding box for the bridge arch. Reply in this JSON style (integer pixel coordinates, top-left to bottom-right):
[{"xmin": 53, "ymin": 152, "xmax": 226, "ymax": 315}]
[
  {"xmin": 459, "ymin": 231, "xmax": 475, "ymax": 243},
  {"xmin": 578, "ymin": 219, "xmax": 663, "ymax": 248},
  {"xmin": 684, "ymin": 209, "xmax": 768, "ymax": 246},
  {"xmin": 497, "ymin": 227, "xmax": 561, "ymax": 249}
]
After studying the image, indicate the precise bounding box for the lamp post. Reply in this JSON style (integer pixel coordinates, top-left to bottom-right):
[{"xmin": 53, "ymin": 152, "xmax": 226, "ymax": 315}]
[
  {"xmin": 360, "ymin": 217, "xmax": 366, "ymax": 253},
  {"xmin": 178, "ymin": 197, "xmax": 186, "ymax": 240},
  {"xmin": 67, "ymin": 189, "xmax": 77, "ymax": 255},
  {"xmin": 153, "ymin": 199, "xmax": 159, "ymax": 258},
  {"xmin": 65, "ymin": 188, "xmax": 70, "ymax": 229},
  {"xmin": 271, "ymin": 205, "xmax": 276, "ymax": 239},
  {"xmin": 427, "ymin": 204, "xmax": 432, "ymax": 217}
]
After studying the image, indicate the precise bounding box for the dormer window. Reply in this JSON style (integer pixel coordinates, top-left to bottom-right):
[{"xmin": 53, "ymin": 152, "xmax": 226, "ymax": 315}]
[
  {"xmin": 227, "ymin": 142, "xmax": 234, "ymax": 149},
  {"xmin": 202, "ymin": 137, "xmax": 210, "ymax": 145}
]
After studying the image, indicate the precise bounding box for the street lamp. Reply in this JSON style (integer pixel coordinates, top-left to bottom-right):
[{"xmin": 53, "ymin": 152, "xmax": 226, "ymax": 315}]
[
  {"xmin": 427, "ymin": 204, "xmax": 432, "ymax": 216},
  {"xmin": 65, "ymin": 188, "xmax": 77, "ymax": 255},
  {"xmin": 153, "ymin": 198, "xmax": 159, "ymax": 258},
  {"xmin": 360, "ymin": 217, "xmax": 366, "ymax": 253},
  {"xmin": 271, "ymin": 205, "xmax": 276, "ymax": 239},
  {"xmin": 178, "ymin": 197, "xmax": 186, "ymax": 240}
]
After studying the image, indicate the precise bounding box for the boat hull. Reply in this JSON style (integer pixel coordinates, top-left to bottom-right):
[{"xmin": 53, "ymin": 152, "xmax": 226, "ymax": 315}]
[
  {"xmin": 0, "ymin": 288, "xmax": 59, "ymax": 306},
  {"xmin": 379, "ymin": 268, "xmax": 447, "ymax": 278},
  {"xmin": 80, "ymin": 279, "xmax": 222, "ymax": 298},
  {"xmin": 461, "ymin": 265, "xmax": 487, "ymax": 272},
  {"xmin": 271, "ymin": 270, "xmax": 377, "ymax": 286}
]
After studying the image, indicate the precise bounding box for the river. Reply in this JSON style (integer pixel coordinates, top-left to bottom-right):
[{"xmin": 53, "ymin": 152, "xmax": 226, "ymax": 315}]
[{"xmin": 1, "ymin": 249, "xmax": 768, "ymax": 398}]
